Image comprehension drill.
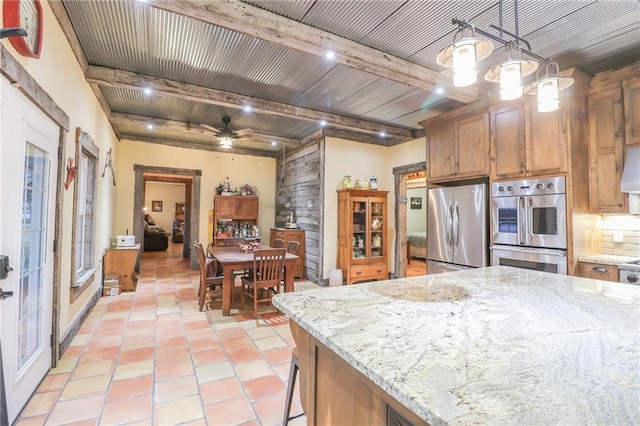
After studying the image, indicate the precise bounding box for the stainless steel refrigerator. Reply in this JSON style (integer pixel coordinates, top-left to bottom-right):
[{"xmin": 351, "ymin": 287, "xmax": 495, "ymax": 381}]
[{"xmin": 427, "ymin": 183, "xmax": 487, "ymax": 269}]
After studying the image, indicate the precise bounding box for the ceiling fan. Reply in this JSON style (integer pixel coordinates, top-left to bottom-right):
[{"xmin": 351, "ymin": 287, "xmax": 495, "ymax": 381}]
[{"xmin": 201, "ymin": 115, "xmax": 254, "ymax": 148}]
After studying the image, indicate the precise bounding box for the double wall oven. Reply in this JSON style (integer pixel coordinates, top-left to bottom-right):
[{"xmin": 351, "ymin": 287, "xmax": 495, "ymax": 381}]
[{"xmin": 490, "ymin": 176, "xmax": 567, "ymax": 274}]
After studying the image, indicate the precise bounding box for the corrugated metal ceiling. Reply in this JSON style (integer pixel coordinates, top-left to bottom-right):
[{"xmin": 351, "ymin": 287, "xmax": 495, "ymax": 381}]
[{"xmin": 58, "ymin": 0, "xmax": 640, "ymax": 156}]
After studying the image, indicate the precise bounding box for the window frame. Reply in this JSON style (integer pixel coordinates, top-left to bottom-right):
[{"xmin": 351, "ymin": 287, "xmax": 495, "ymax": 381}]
[{"xmin": 70, "ymin": 128, "xmax": 99, "ymax": 301}]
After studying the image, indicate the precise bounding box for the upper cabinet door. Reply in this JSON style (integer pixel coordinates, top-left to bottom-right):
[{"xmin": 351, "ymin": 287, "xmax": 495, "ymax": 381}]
[
  {"xmin": 427, "ymin": 124, "xmax": 455, "ymax": 180},
  {"xmin": 243, "ymin": 197, "xmax": 259, "ymax": 219},
  {"xmin": 588, "ymin": 86, "xmax": 626, "ymax": 213},
  {"xmin": 455, "ymin": 113, "xmax": 489, "ymax": 178},
  {"xmin": 526, "ymin": 101, "xmax": 567, "ymax": 176},
  {"xmin": 491, "ymin": 104, "xmax": 526, "ymax": 179},
  {"xmin": 623, "ymin": 76, "xmax": 640, "ymax": 147}
]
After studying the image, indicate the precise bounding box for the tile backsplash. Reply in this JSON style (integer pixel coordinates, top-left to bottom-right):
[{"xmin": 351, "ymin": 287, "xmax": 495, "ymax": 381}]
[{"xmin": 600, "ymin": 215, "xmax": 640, "ymax": 258}]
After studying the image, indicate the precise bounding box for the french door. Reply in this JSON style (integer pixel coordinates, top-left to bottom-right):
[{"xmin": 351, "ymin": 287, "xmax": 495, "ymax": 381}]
[{"xmin": 1, "ymin": 78, "xmax": 59, "ymax": 424}]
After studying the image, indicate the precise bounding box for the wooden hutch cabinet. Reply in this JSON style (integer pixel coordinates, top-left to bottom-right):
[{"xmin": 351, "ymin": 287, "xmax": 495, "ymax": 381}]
[
  {"xmin": 270, "ymin": 228, "xmax": 306, "ymax": 279},
  {"xmin": 213, "ymin": 195, "xmax": 260, "ymax": 245},
  {"xmin": 337, "ymin": 189, "xmax": 388, "ymax": 285}
]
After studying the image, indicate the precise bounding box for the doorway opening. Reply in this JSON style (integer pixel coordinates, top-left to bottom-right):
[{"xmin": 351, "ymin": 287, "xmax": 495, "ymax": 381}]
[
  {"xmin": 392, "ymin": 162, "xmax": 427, "ymax": 278},
  {"xmin": 133, "ymin": 165, "xmax": 202, "ymax": 270}
]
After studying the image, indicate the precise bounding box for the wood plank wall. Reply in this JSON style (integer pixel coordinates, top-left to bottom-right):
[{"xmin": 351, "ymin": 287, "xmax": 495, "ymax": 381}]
[{"xmin": 276, "ymin": 135, "xmax": 324, "ymax": 284}]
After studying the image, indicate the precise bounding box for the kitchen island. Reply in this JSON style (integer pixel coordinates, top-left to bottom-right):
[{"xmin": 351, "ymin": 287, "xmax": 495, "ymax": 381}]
[{"xmin": 272, "ymin": 266, "xmax": 640, "ymax": 425}]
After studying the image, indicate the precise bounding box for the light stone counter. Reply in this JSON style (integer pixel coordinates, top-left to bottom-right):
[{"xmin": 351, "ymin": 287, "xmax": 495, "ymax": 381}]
[
  {"xmin": 578, "ymin": 254, "xmax": 640, "ymax": 265},
  {"xmin": 272, "ymin": 266, "xmax": 640, "ymax": 426}
]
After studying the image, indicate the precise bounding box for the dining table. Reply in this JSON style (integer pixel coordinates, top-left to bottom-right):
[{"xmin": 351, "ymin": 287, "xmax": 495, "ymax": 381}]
[{"xmin": 208, "ymin": 245, "xmax": 299, "ymax": 316}]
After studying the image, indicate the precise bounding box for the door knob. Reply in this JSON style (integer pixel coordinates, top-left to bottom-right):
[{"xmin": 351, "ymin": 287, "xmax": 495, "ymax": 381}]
[
  {"xmin": 0, "ymin": 255, "xmax": 14, "ymax": 280},
  {"xmin": 0, "ymin": 289, "xmax": 13, "ymax": 300}
]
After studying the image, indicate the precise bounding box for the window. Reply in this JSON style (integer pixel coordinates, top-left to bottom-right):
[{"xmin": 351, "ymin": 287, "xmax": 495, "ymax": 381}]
[{"xmin": 71, "ymin": 128, "xmax": 99, "ymax": 300}]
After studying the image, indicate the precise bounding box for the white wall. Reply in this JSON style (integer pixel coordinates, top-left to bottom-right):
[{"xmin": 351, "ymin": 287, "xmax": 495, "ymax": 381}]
[
  {"xmin": 1, "ymin": 2, "xmax": 119, "ymax": 335},
  {"xmin": 115, "ymin": 140, "xmax": 276, "ymax": 244},
  {"xmin": 323, "ymin": 136, "xmax": 426, "ymax": 279},
  {"xmin": 144, "ymin": 182, "xmax": 186, "ymax": 231},
  {"xmin": 407, "ymin": 187, "xmax": 427, "ymax": 234}
]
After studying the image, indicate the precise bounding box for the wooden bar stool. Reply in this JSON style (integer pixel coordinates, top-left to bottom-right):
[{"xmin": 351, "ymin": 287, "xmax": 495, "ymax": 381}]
[{"xmin": 283, "ymin": 347, "xmax": 304, "ymax": 425}]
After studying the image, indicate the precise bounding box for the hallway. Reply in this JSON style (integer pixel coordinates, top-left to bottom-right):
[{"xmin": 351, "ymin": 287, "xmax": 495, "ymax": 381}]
[{"xmin": 15, "ymin": 244, "xmax": 306, "ymax": 425}]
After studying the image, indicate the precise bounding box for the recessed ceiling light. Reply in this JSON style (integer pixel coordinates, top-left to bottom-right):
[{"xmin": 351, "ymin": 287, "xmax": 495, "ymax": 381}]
[
  {"xmin": 243, "ymin": 105, "xmax": 252, "ymax": 113},
  {"xmin": 325, "ymin": 50, "xmax": 336, "ymax": 60},
  {"xmin": 271, "ymin": 140, "xmax": 277, "ymax": 146},
  {"xmin": 379, "ymin": 131, "xmax": 386, "ymax": 138},
  {"xmin": 320, "ymin": 120, "xmax": 327, "ymax": 127},
  {"xmin": 143, "ymin": 87, "xmax": 152, "ymax": 95},
  {"xmin": 436, "ymin": 87, "xmax": 444, "ymax": 95},
  {"xmin": 147, "ymin": 124, "xmax": 153, "ymax": 130}
]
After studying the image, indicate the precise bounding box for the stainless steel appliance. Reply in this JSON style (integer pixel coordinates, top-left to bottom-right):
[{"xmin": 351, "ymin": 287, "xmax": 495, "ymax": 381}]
[
  {"xmin": 490, "ymin": 176, "xmax": 568, "ymax": 274},
  {"xmin": 427, "ymin": 183, "xmax": 487, "ymax": 269},
  {"xmin": 619, "ymin": 261, "xmax": 640, "ymax": 285},
  {"xmin": 491, "ymin": 176, "xmax": 567, "ymax": 249},
  {"xmin": 491, "ymin": 245, "xmax": 567, "ymax": 274}
]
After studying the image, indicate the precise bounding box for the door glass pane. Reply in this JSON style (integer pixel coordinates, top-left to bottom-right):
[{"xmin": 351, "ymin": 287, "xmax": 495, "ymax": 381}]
[
  {"xmin": 371, "ymin": 201, "xmax": 383, "ymax": 258},
  {"xmin": 498, "ymin": 207, "xmax": 518, "ymax": 233},
  {"xmin": 18, "ymin": 143, "xmax": 48, "ymax": 371},
  {"xmin": 532, "ymin": 207, "xmax": 557, "ymax": 235},
  {"xmin": 352, "ymin": 201, "xmax": 366, "ymax": 259}
]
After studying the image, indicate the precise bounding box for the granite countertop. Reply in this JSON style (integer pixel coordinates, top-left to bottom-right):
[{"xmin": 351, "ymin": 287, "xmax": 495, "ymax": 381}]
[
  {"xmin": 578, "ymin": 254, "xmax": 640, "ymax": 265},
  {"xmin": 272, "ymin": 266, "xmax": 640, "ymax": 426}
]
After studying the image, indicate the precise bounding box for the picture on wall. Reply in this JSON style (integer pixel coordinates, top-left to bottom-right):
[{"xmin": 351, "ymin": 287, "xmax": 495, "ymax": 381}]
[
  {"xmin": 410, "ymin": 197, "xmax": 422, "ymax": 209},
  {"xmin": 152, "ymin": 200, "xmax": 163, "ymax": 212}
]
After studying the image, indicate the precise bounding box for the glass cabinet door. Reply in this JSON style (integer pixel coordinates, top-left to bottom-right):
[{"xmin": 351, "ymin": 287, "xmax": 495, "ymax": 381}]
[
  {"xmin": 351, "ymin": 198, "xmax": 367, "ymax": 260},
  {"xmin": 370, "ymin": 199, "xmax": 384, "ymax": 259}
]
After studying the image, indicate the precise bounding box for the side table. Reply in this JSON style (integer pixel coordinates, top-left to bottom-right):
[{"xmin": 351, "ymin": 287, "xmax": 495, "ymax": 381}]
[{"xmin": 103, "ymin": 244, "xmax": 140, "ymax": 292}]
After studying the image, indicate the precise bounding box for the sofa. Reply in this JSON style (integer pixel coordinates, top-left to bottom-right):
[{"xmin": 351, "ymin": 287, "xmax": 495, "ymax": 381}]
[{"xmin": 144, "ymin": 221, "xmax": 169, "ymax": 251}]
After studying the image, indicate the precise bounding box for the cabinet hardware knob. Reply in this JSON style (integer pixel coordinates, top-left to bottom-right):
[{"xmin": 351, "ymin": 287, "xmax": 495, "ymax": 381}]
[
  {"xmin": 592, "ymin": 267, "xmax": 608, "ymax": 273},
  {"xmin": 618, "ymin": 203, "xmax": 623, "ymax": 207},
  {"xmin": 356, "ymin": 271, "xmax": 362, "ymax": 275}
]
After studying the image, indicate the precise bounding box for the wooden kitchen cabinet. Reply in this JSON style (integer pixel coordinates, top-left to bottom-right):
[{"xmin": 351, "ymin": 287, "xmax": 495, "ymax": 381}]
[
  {"xmin": 588, "ymin": 86, "xmax": 626, "ymax": 213},
  {"xmin": 491, "ymin": 103, "xmax": 527, "ymax": 178},
  {"xmin": 337, "ymin": 189, "xmax": 388, "ymax": 285},
  {"xmin": 213, "ymin": 195, "xmax": 259, "ymax": 244},
  {"xmin": 427, "ymin": 113, "xmax": 489, "ymax": 181},
  {"xmin": 623, "ymin": 76, "xmax": 640, "ymax": 147},
  {"xmin": 491, "ymin": 100, "xmax": 568, "ymax": 179},
  {"xmin": 270, "ymin": 228, "xmax": 305, "ymax": 279},
  {"xmin": 580, "ymin": 262, "xmax": 618, "ymax": 282}
]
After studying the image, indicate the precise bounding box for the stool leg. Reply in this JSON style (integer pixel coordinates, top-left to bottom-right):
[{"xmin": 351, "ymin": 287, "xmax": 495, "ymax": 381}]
[{"xmin": 282, "ymin": 353, "xmax": 299, "ymax": 426}]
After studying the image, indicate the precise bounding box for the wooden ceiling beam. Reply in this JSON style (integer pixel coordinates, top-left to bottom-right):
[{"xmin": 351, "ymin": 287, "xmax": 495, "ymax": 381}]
[
  {"xmin": 145, "ymin": 0, "xmax": 487, "ymax": 104},
  {"xmin": 111, "ymin": 112, "xmax": 301, "ymax": 148},
  {"xmin": 86, "ymin": 66, "xmax": 415, "ymax": 140},
  {"xmin": 122, "ymin": 134, "xmax": 278, "ymax": 158}
]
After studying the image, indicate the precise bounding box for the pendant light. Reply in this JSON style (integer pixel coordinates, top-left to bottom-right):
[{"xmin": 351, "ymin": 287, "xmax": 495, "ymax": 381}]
[
  {"xmin": 524, "ymin": 62, "xmax": 574, "ymax": 112},
  {"xmin": 484, "ymin": 46, "xmax": 538, "ymax": 101},
  {"xmin": 438, "ymin": 0, "xmax": 574, "ymax": 111},
  {"xmin": 437, "ymin": 22, "xmax": 493, "ymax": 88}
]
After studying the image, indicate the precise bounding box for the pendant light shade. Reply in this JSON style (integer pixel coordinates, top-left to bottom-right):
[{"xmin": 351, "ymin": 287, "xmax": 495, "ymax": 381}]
[
  {"xmin": 524, "ymin": 62, "xmax": 574, "ymax": 113},
  {"xmin": 437, "ymin": 24, "xmax": 493, "ymax": 88},
  {"xmin": 219, "ymin": 135, "xmax": 233, "ymax": 148},
  {"xmin": 536, "ymin": 78, "xmax": 560, "ymax": 112},
  {"xmin": 499, "ymin": 60, "xmax": 523, "ymax": 100}
]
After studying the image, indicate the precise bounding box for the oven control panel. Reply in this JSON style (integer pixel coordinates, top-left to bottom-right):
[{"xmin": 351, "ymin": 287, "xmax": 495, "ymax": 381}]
[{"xmin": 492, "ymin": 176, "xmax": 565, "ymax": 197}]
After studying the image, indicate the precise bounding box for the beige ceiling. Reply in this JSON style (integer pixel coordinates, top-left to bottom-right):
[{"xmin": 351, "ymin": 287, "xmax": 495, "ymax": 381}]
[{"xmin": 51, "ymin": 0, "xmax": 640, "ymax": 158}]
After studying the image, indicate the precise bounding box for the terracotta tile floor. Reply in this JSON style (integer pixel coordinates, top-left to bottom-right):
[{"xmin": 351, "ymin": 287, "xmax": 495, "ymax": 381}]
[{"xmin": 16, "ymin": 244, "xmax": 310, "ymax": 426}]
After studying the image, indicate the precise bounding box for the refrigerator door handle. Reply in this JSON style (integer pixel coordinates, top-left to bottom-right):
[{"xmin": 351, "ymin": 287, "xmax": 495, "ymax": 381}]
[
  {"xmin": 528, "ymin": 197, "xmax": 534, "ymax": 242},
  {"xmin": 447, "ymin": 202, "xmax": 453, "ymax": 250},
  {"xmin": 454, "ymin": 202, "xmax": 460, "ymax": 249}
]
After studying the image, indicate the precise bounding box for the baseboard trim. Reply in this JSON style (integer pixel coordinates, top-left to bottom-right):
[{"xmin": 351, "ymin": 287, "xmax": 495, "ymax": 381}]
[{"xmin": 59, "ymin": 287, "xmax": 102, "ymax": 357}]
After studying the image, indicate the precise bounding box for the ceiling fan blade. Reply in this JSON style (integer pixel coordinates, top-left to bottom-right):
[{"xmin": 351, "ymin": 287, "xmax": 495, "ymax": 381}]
[
  {"xmin": 234, "ymin": 128, "xmax": 255, "ymax": 137},
  {"xmin": 201, "ymin": 123, "xmax": 222, "ymax": 133}
]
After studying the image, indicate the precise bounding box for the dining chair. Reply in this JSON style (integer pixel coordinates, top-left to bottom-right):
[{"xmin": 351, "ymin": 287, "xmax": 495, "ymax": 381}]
[
  {"xmin": 286, "ymin": 240, "xmax": 300, "ymax": 256},
  {"xmin": 194, "ymin": 241, "xmax": 224, "ymax": 311},
  {"xmin": 241, "ymin": 248, "xmax": 286, "ymax": 318},
  {"xmin": 272, "ymin": 238, "xmax": 285, "ymax": 248}
]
